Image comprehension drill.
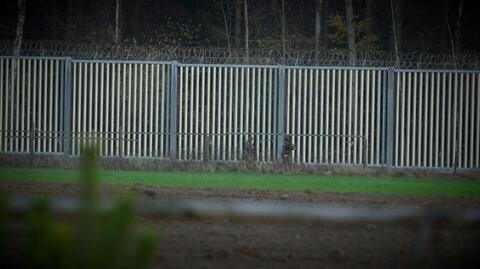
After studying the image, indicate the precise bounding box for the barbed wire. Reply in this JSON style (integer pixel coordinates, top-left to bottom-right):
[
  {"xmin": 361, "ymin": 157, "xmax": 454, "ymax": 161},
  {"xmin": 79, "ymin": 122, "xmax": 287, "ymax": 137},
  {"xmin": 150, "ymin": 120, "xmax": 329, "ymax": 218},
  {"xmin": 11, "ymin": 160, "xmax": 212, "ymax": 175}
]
[{"xmin": 1, "ymin": 40, "xmax": 479, "ymax": 69}]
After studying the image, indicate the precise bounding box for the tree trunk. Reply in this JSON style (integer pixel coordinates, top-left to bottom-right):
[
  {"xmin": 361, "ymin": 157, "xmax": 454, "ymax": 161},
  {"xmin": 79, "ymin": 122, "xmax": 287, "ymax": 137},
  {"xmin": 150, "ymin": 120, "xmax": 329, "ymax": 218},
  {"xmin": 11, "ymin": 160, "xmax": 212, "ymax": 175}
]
[
  {"xmin": 115, "ymin": 0, "xmax": 122, "ymax": 44},
  {"xmin": 244, "ymin": 0, "xmax": 249, "ymax": 62},
  {"xmin": 322, "ymin": 0, "xmax": 329, "ymax": 47},
  {"xmin": 13, "ymin": 0, "xmax": 27, "ymax": 56},
  {"xmin": 455, "ymin": 0, "xmax": 464, "ymax": 53},
  {"xmin": 390, "ymin": 0, "xmax": 400, "ymax": 64},
  {"xmin": 365, "ymin": 0, "xmax": 374, "ymax": 35},
  {"xmin": 235, "ymin": 0, "xmax": 242, "ymax": 47},
  {"xmin": 315, "ymin": 0, "xmax": 323, "ymax": 50},
  {"xmin": 220, "ymin": 0, "xmax": 231, "ymax": 53},
  {"xmin": 345, "ymin": 0, "xmax": 356, "ymax": 65}
]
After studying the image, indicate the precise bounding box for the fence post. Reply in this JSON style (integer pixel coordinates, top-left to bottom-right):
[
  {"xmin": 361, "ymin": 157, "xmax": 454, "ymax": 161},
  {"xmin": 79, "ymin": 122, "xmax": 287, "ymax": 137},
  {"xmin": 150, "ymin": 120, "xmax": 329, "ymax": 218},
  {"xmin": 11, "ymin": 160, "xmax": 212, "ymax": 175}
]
[
  {"xmin": 385, "ymin": 67, "xmax": 395, "ymax": 167},
  {"xmin": 276, "ymin": 65, "xmax": 286, "ymax": 162},
  {"xmin": 63, "ymin": 58, "xmax": 73, "ymax": 156},
  {"xmin": 169, "ymin": 61, "xmax": 178, "ymax": 160}
]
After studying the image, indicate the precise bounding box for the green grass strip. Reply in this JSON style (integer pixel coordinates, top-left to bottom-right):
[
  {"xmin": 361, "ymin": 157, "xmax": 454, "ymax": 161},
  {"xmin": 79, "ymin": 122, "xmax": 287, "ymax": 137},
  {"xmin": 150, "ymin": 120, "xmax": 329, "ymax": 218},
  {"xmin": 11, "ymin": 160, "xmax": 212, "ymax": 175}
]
[{"xmin": 1, "ymin": 166, "xmax": 479, "ymax": 198}]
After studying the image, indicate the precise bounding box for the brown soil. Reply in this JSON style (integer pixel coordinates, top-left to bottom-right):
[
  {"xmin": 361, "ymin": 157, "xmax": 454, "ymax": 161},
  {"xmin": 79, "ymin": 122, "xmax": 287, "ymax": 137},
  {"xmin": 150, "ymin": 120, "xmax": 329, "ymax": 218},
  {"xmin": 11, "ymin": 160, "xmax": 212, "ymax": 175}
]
[{"xmin": 2, "ymin": 181, "xmax": 480, "ymax": 269}]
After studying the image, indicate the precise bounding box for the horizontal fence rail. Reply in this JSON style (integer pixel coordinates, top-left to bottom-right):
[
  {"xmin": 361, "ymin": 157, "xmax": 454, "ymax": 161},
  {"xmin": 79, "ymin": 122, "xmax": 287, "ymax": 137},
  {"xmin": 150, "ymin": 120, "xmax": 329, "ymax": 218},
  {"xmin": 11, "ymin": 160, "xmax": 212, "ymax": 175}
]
[{"xmin": 1, "ymin": 56, "xmax": 479, "ymax": 170}]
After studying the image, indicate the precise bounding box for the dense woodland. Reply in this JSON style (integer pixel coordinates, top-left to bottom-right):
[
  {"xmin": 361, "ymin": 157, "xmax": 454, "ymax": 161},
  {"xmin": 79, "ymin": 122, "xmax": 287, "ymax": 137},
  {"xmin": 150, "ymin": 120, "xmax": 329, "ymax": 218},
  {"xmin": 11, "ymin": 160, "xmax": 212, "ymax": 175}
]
[{"xmin": 0, "ymin": 0, "xmax": 476, "ymax": 56}]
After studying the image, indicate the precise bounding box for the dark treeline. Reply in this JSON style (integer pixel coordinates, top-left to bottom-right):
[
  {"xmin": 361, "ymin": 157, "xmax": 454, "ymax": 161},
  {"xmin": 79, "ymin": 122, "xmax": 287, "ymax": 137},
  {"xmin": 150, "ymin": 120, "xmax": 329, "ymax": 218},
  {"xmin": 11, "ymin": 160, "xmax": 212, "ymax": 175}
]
[{"xmin": 0, "ymin": 0, "xmax": 477, "ymax": 54}]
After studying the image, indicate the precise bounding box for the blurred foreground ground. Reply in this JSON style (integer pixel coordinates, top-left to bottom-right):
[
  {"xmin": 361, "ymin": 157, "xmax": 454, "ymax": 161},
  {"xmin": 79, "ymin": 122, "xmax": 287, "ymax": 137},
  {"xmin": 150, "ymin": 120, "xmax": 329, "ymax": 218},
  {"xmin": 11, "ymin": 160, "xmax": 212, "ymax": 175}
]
[{"xmin": 2, "ymin": 181, "xmax": 480, "ymax": 269}]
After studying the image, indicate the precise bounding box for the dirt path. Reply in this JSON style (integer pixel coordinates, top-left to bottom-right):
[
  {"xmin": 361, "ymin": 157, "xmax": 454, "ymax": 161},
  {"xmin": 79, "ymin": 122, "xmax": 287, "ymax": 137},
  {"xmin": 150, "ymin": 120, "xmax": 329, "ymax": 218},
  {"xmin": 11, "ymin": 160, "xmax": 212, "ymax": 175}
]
[{"xmin": 2, "ymin": 181, "xmax": 480, "ymax": 269}]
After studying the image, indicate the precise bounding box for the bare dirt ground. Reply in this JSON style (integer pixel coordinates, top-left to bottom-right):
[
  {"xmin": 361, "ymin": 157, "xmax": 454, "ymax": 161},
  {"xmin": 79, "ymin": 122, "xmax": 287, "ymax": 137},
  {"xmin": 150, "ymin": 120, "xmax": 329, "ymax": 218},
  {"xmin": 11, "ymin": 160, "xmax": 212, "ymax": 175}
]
[{"xmin": 2, "ymin": 181, "xmax": 480, "ymax": 269}]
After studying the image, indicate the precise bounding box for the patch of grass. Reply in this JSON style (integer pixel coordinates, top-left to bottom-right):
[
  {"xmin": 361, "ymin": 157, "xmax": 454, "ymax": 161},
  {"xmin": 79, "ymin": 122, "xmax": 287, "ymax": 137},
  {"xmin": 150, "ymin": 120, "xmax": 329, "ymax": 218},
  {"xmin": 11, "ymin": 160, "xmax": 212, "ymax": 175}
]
[{"xmin": 1, "ymin": 166, "xmax": 480, "ymax": 198}]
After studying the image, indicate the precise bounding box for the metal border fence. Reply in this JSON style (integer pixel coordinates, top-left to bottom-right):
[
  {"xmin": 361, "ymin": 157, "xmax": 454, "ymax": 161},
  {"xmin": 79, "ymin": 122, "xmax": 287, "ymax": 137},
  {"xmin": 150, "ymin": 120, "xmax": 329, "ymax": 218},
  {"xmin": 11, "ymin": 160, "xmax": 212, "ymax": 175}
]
[{"xmin": 1, "ymin": 56, "xmax": 479, "ymax": 169}]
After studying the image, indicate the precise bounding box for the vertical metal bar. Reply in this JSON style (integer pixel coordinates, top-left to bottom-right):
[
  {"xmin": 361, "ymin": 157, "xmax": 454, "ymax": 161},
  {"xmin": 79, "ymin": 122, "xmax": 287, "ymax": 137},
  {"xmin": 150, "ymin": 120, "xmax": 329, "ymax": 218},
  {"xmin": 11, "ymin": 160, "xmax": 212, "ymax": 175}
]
[
  {"xmin": 446, "ymin": 73, "xmax": 452, "ymax": 167},
  {"xmin": 223, "ymin": 67, "xmax": 228, "ymax": 161},
  {"xmin": 212, "ymin": 67, "xmax": 217, "ymax": 160},
  {"xmin": 292, "ymin": 69, "xmax": 302, "ymax": 162},
  {"xmin": 257, "ymin": 68, "xmax": 261, "ymax": 162},
  {"xmin": 331, "ymin": 69, "xmax": 336, "ymax": 163},
  {"xmin": 149, "ymin": 64, "xmax": 154, "ymax": 157},
  {"xmin": 308, "ymin": 69, "xmax": 313, "ymax": 163},
  {"xmin": 423, "ymin": 72, "xmax": 429, "ymax": 166},
  {"xmin": 201, "ymin": 66, "xmax": 206, "ymax": 160},
  {"xmin": 5, "ymin": 59, "xmax": 13, "ymax": 151},
  {"xmin": 42, "ymin": 60, "xmax": 48, "ymax": 151},
  {"xmin": 19, "ymin": 59, "xmax": 25, "ymax": 151},
  {"xmin": 295, "ymin": 69, "xmax": 300, "ymax": 163},
  {"xmin": 359, "ymin": 70, "xmax": 364, "ymax": 165},
  {"xmin": 251, "ymin": 68, "xmax": 256, "ymax": 161},
  {"xmin": 400, "ymin": 72, "xmax": 406, "ymax": 166},
  {"xmin": 139, "ymin": 64, "xmax": 144, "ymax": 156},
  {"xmin": 63, "ymin": 58, "xmax": 72, "ymax": 155},
  {"xmin": 464, "ymin": 73, "xmax": 470, "ymax": 168},
  {"xmin": 0, "ymin": 59, "xmax": 3, "ymax": 151},
  {"xmin": 405, "ymin": 72, "xmax": 412, "ymax": 166},
  {"xmin": 452, "ymin": 73, "xmax": 458, "ymax": 168},
  {"xmin": 338, "ymin": 69, "xmax": 343, "ymax": 163},
  {"xmin": 178, "ymin": 66, "xmax": 183, "ymax": 159},
  {"xmin": 156, "ymin": 65, "xmax": 161, "ymax": 157},
  {"xmin": 262, "ymin": 68, "xmax": 267, "ymax": 162},
  {"xmin": 161, "ymin": 64, "xmax": 166, "ymax": 157},
  {"xmin": 169, "ymin": 61, "xmax": 178, "ymax": 159},
  {"xmin": 365, "ymin": 70, "xmax": 370, "ymax": 165},
  {"xmin": 207, "ymin": 67, "xmax": 211, "ymax": 160},
  {"xmin": 110, "ymin": 63, "xmax": 115, "ymax": 156},
  {"xmin": 195, "ymin": 67, "xmax": 200, "ymax": 159},
  {"xmin": 239, "ymin": 67, "xmax": 244, "ymax": 160},
  {"xmin": 325, "ymin": 69, "xmax": 329, "ymax": 162},
  {"xmin": 429, "ymin": 73, "xmax": 434, "ymax": 167},
  {"xmin": 99, "ymin": 63, "xmax": 105, "ymax": 155},
  {"xmin": 16, "ymin": 59, "xmax": 20, "ymax": 152},
  {"xmin": 418, "ymin": 72, "xmax": 424, "ymax": 166},
  {"xmin": 84, "ymin": 62, "xmax": 88, "ymax": 150},
  {"xmin": 277, "ymin": 66, "xmax": 285, "ymax": 161},
  {"xmin": 353, "ymin": 70, "xmax": 358, "ymax": 164},
  {"xmin": 395, "ymin": 71, "xmax": 400, "ymax": 166},
  {"xmin": 26, "ymin": 59, "xmax": 31, "ymax": 153},
  {"xmin": 228, "ymin": 67, "xmax": 233, "ymax": 160},
  {"xmin": 458, "ymin": 73, "xmax": 464, "ymax": 168},
  {"xmin": 142, "ymin": 64, "xmax": 148, "ymax": 157},
  {"xmin": 314, "ymin": 69, "xmax": 320, "ymax": 163},
  {"xmin": 115, "ymin": 63, "xmax": 120, "ymax": 156},
  {"xmin": 477, "ymin": 73, "xmax": 480, "ymax": 168},
  {"xmin": 385, "ymin": 67, "xmax": 395, "ymax": 168},
  {"xmin": 285, "ymin": 68, "xmax": 289, "ymax": 145},
  {"xmin": 234, "ymin": 67, "xmax": 238, "ymax": 160},
  {"xmin": 411, "ymin": 72, "xmax": 417, "ymax": 166},
  {"xmin": 106, "ymin": 63, "xmax": 111, "ymax": 156},
  {"xmin": 47, "ymin": 60, "xmax": 52, "ymax": 152},
  {"xmin": 214, "ymin": 67, "xmax": 220, "ymax": 160},
  {"xmin": 54, "ymin": 60, "xmax": 59, "ymax": 152},
  {"xmin": 469, "ymin": 74, "xmax": 474, "ymax": 168},
  {"xmin": 440, "ymin": 73, "xmax": 445, "ymax": 167},
  {"xmin": 265, "ymin": 68, "xmax": 271, "ymax": 161},
  {"xmin": 302, "ymin": 69, "xmax": 307, "ymax": 163},
  {"xmin": 377, "ymin": 71, "xmax": 383, "ymax": 165},
  {"xmin": 342, "ymin": 70, "xmax": 347, "ymax": 163}
]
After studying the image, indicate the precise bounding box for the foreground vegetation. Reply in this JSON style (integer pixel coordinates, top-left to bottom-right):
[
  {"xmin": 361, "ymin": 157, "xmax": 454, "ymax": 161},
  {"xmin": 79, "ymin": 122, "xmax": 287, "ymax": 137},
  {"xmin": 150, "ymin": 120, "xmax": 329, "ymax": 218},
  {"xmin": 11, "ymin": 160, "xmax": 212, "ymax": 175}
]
[{"xmin": 1, "ymin": 167, "xmax": 480, "ymax": 198}]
